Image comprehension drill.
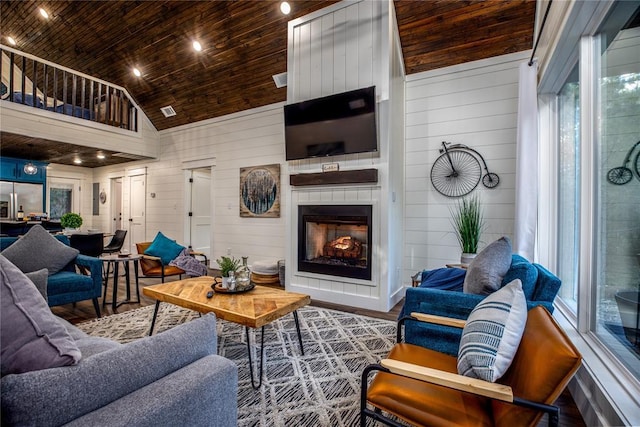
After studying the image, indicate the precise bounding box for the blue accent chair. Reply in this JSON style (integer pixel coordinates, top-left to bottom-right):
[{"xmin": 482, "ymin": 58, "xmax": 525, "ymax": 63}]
[
  {"xmin": 400, "ymin": 254, "xmax": 561, "ymax": 356},
  {"xmin": 1, "ymin": 235, "xmax": 103, "ymax": 317}
]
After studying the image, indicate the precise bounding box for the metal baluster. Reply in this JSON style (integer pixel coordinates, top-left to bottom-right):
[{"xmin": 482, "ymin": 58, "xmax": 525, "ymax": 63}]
[
  {"xmin": 8, "ymin": 52, "xmax": 14, "ymax": 101},
  {"xmin": 96, "ymin": 83, "xmax": 102, "ymax": 123},
  {"xmin": 80, "ymin": 77, "xmax": 86, "ymax": 119},
  {"xmin": 89, "ymin": 80, "xmax": 94, "ymax": 122},
  {"xmin": 21, "ymin": 56, "xmax": 26, "ymax": 104},
  {"xmin": 72, "ymin": 74, "xmax": 77, "ymax": 115},
  {"xmin": 106, "ymin": 85, "xmax": 111, "ymax": 125},
  {"xmin": 52, "ymin": 67, "xmax": 58, "ymax": 109},
  {"xmin": 43, "ymin": 64, "xmax": 48, "ymax": 108},
  {"xmin": 32, "ymin": 59, "xmax": 37, "ymax": 107},
  {"xmin": 62, "ymin": 71, "xmax": 67, "ymax": 113}
]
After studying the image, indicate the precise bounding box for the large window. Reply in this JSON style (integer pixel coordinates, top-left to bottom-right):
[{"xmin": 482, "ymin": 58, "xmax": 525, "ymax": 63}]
[
  {"xmin": 557, "ymin": 65, "xmax": 580, "ymax": 309},
  {"xmin": 557, "ymin": 4, "xmax": 640, "ymax": 381}
]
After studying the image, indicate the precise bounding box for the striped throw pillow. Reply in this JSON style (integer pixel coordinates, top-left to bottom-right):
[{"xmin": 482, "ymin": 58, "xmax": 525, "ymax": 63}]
[{"xmin": 457, "ymin": 279, "xmax": 527, "ymax": 382}]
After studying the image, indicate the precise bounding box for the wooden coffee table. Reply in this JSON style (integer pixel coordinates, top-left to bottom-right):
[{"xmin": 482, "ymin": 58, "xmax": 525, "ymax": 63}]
[{"xmin": 143, "ymin": 276, "xmax": 311, "ymax": 388}]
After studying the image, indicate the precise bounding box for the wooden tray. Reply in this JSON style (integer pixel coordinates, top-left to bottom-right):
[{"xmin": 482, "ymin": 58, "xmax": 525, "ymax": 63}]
[{"xmin": 212, "ymin": 280, "xmax": 255, "ymax": 294}]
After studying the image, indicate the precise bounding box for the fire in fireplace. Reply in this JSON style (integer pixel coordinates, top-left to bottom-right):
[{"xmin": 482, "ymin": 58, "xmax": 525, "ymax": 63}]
[{"xmin": 297, "ymin": 204, "xmax": 372, "ymax": 280}]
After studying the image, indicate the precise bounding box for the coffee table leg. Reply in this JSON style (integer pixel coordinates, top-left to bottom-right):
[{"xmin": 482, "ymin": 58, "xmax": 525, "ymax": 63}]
[
  {"xmin": 112, "ymin": 262, "xmax": 119, "ymax": 313},
  {"xmin": 124, "ymin": 262, "xmax": 131, "ymax": 300},
  {"xmin": 293, "ymin": 310, "xmax": 304, "ymax": 355},
  {"xmin": 133, "ymin": 260, "xmax": 140, "ymax": 303},
  {"xmin": 245, "ymin": 326, "xmax": 265, "ymax": 389},
  {"xmin": 102, "ymin": 262, "xmax": 111, "ymax": 308},
  {"xmin": 149, "ymin": 301, "xmax": 161, "ymax": 336}
]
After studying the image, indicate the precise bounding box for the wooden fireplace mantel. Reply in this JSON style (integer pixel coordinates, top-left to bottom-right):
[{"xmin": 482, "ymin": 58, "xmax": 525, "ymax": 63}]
[{"xmin": 289, "ymin": 168, "xmax": 378, "ymax": 186}]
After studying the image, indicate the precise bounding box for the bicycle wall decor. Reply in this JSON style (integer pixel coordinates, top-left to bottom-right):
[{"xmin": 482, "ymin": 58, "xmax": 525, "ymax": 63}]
[
  {"xmin": 430, "ymin": 141, "xmax": 500, "ymax": 197},
  {"xmin": 607, "ymin": 140, "xmax": 640, "ymax": 185}
]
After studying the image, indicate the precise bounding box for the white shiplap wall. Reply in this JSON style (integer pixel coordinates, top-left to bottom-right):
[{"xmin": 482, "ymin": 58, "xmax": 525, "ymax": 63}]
[
  {"xmin": 403, "ymin": 51, "xmax": 530, "ymax": 283},
  {"xmin": 285, "ymin": 0, "xmax": 404, "ymax": 311},
  {"xmin": 92, "ymin": 104, "xmax": 287, "ymax": 262}
]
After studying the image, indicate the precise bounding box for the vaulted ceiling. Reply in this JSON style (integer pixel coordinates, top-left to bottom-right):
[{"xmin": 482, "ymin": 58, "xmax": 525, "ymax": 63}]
[{"xmin": 0, "ymin": 0, "xmax": 536, "ymax": 166}]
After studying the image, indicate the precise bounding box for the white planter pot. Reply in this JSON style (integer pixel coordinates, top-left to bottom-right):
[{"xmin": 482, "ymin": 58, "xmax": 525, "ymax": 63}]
[{"xmin": 460, "ymin": 253, "xmax": 477, "ymax": 265}]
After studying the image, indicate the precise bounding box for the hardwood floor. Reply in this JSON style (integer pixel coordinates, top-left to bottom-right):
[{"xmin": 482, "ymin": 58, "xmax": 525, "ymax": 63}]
[{"xmin": 52, "ymin": 275, "xmax": 585, "ymax": 427}]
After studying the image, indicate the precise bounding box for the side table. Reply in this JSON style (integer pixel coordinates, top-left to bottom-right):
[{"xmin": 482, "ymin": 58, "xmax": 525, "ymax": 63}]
[{"xmin": 101, "ymin": 254, "xmax": 141, "ymax": 313}]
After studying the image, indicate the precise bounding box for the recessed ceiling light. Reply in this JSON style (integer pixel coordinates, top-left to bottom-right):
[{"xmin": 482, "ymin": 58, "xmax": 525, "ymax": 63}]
[
  {"xmin": 39, "ymin": 8, "xmax": 49, "ymax": 19},
  {"xmin": 132, "ymin": 67, "xmax": 141, "ymax": 77},
  {"xmin": 6, "ymin": 36, "xmax": 16, "ymax": 46},
  {"xmin": 280, "ymin": 1, "xmax": 291, "ymax": 15},
  {"xmin": 73, "ymin": 158, "xmax": 82, "ymax": 165},
  {"xmin": 192, "ymin": 41, "xmax": 202, "ymax": 52},
  {"xmin": 97, "ymin": 153, "xmax": 106, "ymax": 160}
]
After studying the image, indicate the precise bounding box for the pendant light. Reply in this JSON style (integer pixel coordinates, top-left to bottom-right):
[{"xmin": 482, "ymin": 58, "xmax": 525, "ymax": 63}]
[{"xmin": 23, "ymin": 144, "xmax": 38, "ymax": 175}]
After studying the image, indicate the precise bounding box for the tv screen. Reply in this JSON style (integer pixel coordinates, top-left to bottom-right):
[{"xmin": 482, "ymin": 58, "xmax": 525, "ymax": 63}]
[{"xmin": 284, "ymin": 86, "xmax": 377, "ymax": 161}]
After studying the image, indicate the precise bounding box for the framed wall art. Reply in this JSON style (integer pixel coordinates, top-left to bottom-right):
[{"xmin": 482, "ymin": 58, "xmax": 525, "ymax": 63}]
[{"xmin": 239, "ymin": 163, "xmax": 280, "ymax": 217}]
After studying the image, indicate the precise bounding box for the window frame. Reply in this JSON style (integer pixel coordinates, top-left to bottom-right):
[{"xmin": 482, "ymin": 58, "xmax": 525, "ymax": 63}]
[{"xmin": 537, "ymin": 1, "xmax": 640, "ymax": 424}]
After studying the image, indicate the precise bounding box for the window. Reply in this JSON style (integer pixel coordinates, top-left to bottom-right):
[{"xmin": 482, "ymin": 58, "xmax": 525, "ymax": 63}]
[
  {"xmin": 557, "ymin": 65, "xmax": 580, "ymax": 310},
  {"xmin": 593, "ymin": 11, "xmax": 640, "ymax": 378},
  {"xmin": 556, "ymin": 3, "xmax": 640, "ymax": 381}
]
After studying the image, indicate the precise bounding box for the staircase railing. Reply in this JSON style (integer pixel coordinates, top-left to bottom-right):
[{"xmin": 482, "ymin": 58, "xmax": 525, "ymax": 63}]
[{"xmin": 0, "ymin": 44, "xmax": 139, "ymax": 132}]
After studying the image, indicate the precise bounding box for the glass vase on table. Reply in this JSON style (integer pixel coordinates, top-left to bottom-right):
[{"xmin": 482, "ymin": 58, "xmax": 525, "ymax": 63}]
[{"xmin": 236, "ymin": 256, "xmax": 251, "ymax": 290}]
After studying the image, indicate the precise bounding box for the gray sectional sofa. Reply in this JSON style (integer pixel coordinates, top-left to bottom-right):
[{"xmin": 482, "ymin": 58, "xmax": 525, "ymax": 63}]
[{"xmin": 1, "ymin": 255, "xmax": 238, "ymax": 426}]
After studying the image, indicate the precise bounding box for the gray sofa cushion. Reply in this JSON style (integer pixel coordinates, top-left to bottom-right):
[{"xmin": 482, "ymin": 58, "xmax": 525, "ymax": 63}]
[
  {"xmin": 55, "ymin": 317, "xmax": 122, "ymax": 357},
  {"xmin": 463, "ymin": 236, "xmax": 512, "ymax": 295},
  {"xmin": 1, "ymin": 314, "xmax": 222, "ymax": 426},
  {"xmin": 2, "ymin": 225, "xmax": 79, "ymax": 275},
  {"xmin": 25, "ymin": 268, "xmax": 48, "ymax": 301},
  {"xmin": 64, "ymin": 355, "xmax": 238, "ymax": 427},
  {"xmin": 0, "ymin": 256, "xmax": 81, "ymax": 376}
]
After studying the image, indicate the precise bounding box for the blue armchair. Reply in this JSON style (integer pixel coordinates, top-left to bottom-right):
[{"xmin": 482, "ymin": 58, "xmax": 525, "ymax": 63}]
[
  {"xmin": 401, "ymin": 254, "xmax": 561, "ymax": 356},
  {"xmin": 1, "ymin": 235, "xmax": 103, "ymax": 317}
]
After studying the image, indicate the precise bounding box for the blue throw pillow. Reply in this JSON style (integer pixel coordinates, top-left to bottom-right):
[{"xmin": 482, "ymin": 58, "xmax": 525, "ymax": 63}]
[
  {"xmin": 144, "ymin": 232, "xmax": 185, "ymax": 265},
  {"xmin": 420, "ymin": 268, "xmax": 466, "ymax": 291}
]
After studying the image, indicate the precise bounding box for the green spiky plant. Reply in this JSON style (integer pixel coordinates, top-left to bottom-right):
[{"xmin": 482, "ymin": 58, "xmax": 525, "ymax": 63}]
[
  {"xmin": 450, "ymin": 194, "xmax": 484, "ymax": 254},
  {"xmin": 216, "ymin": 256, "xmax": 241, "ymax": 277}
]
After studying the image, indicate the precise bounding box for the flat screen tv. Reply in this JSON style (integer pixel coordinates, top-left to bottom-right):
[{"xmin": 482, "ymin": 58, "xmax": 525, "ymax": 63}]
[{"xmin": 284, "ymin": 86, "xmax": 377, "ymax": 161}]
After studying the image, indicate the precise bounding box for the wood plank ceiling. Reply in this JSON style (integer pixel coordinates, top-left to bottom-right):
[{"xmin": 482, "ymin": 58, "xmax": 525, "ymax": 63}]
[{"xmin": 0, "ymin": 0, "xmax": 535, "ymax": 167}]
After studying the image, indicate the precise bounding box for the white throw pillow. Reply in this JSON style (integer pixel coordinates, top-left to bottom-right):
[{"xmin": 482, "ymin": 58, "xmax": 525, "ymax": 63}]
[{"xmin": 457, "ymin": 279, "xmax": 527, "ymax": 382}]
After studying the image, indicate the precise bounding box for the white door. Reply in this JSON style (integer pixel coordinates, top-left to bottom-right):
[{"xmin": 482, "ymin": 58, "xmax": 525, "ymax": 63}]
[
  {"xmin": 189, "ymin": 168, "xmax": 212, "ymax": 263},
  {"xmin": 110, "ymin": 177, "xmax": 123, "ymax": 233},
  {"xmin": 128, "ymin": 174, "xmax": 146, "ymax": 252}
]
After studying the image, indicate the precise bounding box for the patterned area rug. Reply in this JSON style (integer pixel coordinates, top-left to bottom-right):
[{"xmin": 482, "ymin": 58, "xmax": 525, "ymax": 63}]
[{"xmin": 78, "ymin": 304, "xmax": 396, "ymax": 426}]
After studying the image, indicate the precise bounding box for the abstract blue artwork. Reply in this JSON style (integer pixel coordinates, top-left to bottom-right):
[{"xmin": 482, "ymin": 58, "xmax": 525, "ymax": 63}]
[{"xmin": 240, "ymin": 164, "xmax": 280, "ymax": 217}]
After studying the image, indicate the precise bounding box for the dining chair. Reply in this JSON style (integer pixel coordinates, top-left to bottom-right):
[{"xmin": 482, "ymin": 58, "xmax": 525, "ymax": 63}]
[
  {"xmin": 135, "ymin": 241, "xmax": 185, "ymax": 283},
  {"xmin": 103, "ymin": 229, "xmax": 127, "ymax": 254}
]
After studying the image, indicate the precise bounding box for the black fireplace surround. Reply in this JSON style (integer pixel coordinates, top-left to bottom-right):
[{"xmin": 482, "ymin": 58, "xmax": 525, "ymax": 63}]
[{"xmin": 297, "ymin": 204, "xmax": 372, "ymax": 280}]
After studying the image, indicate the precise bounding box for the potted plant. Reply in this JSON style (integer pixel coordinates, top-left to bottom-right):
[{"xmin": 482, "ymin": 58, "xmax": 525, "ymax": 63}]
[
  {"xmin": 450, "ymin": 194, "xmax": 484, "ymax": 264},
  {"xmin": 60, "ymin": 212, "xmax": 83, "ymax": 232},
  {"xmin": 216, "ymin": 256, "xmax": 241, "ymax": 287}
]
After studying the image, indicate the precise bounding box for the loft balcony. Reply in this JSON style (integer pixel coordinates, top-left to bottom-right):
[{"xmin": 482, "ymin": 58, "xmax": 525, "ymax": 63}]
[
  {"xmin": 1, "ymin": 45, "xmax": 138, "ymax": 132},
  {"xmin": 0, "ymin": 45, "xmax": 157, "ymax": 167}
]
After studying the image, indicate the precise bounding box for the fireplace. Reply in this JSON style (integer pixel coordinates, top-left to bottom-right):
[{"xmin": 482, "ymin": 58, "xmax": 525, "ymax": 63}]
[{"xmin": 297, "ymin": 204, "xmax": 372, "ymax": 280}]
